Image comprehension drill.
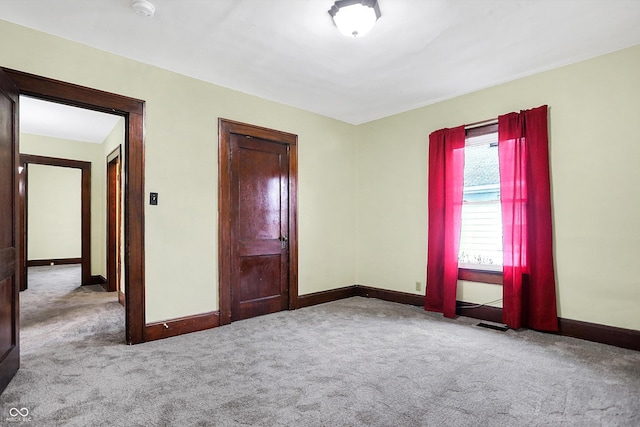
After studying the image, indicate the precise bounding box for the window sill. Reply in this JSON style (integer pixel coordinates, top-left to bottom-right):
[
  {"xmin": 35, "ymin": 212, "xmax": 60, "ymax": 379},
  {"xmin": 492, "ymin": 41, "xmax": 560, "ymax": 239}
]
[{"xmin": 458, "ymin": 268, "xmax": 503, "ymax": 285}]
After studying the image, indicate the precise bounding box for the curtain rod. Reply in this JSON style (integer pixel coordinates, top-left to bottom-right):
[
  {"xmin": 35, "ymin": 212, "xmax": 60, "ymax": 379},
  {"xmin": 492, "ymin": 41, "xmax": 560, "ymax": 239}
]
[{"xmin": 465, "ymin": 117, "xmax": 498, "ymax": 129}]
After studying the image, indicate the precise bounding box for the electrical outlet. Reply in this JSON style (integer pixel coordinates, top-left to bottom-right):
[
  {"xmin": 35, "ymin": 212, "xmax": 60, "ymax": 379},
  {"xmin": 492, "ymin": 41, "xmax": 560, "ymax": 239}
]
[{"xmin": 415, "ymin": 281, "xmax": 421, "ymax": 291}]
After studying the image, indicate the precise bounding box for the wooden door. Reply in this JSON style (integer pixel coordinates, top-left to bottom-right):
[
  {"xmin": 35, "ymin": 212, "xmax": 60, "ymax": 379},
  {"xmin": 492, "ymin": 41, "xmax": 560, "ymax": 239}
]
[
  {"xmin": 107, "ymin": 147, "xmax": 122, "ymax": 295},
  {"xmin": 230, "ymin": 135, "xmax": 289, "ymax": 321},
  {"xmin": 218, "ymin": 119, "xmax": 298, "ymax": 325},
  {"xmin": 0, "ymin": 69, "xmax": 20, "ymax": 393}
]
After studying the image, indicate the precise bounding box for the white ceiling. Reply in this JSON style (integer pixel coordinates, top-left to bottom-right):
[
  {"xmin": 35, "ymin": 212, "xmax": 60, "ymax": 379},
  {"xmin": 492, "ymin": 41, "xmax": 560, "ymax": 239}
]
[
  {"xmin": 20, "ymin": 96, "xmax": 121, "ymax": 144},
  {"xmin": 2, "ymin": 0, "xmax": 640, "ymax": 126}
]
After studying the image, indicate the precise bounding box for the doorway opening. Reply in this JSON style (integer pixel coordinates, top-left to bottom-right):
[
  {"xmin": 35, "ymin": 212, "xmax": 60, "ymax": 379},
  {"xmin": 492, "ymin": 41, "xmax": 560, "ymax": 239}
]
[
  {"xmin": 18, "ymin": 103, "xmax": 124, "ymax": 351},
  {"xmin": 19, "ymin": 155, "xmax": 92, "ymax": 290},
  {"xmin": 4, "ymin": 68, "xmax": 146, "ymax": 345}
]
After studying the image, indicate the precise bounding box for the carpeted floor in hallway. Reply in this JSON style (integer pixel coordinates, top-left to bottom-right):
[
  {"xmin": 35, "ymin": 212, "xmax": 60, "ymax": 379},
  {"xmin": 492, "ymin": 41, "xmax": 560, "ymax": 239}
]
[{"xmin": 19, "ymin": 265, "xmax": 122, "ymax": 356}]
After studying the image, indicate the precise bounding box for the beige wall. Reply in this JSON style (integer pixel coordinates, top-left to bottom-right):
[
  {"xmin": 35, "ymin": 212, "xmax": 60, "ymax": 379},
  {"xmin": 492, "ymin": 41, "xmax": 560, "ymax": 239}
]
[
  {"xmin": 27, "ymin": 164, "xmax": 81, "ymax": 261},
  {"xmin": 4, "ymin": 19, "xmax": 638, "ymax": 331},
  {"xmin": 356, "ymin": 44, "xmax": 640, "ymax": 331},
  {"xmin": 21, "ymin": 133, "xmax": 108, "ymax": 276},
  {"xmin": 0, "ymin": 20, "xmax": 358, "ymax": 323}
]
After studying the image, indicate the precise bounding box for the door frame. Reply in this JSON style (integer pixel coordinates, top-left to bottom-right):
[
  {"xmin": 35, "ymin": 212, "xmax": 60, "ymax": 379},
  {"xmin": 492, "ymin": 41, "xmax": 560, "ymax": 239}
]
[
  {"xmin": 20, "ymin": 155, "xmax": 92, "ymax": 288},
  {"xmin": 218, "ymin": 118, "xmax": 298, "ymax": 325},
  {"xmin": 3, "ymin": 68, "xmax": 146, "ymax": 345},
  {"xmin": 107, "ymin": 146, "xmax": 122, "ymax": 298}
]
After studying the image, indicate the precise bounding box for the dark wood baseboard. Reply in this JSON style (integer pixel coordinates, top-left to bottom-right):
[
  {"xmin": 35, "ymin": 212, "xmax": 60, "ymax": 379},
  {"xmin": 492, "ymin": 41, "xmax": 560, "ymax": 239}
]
[
  {"xmin": 456, "ymin": 302, "xmax": 640, "ymax": 351},
  {"xmin": 145, "ymin": 311, "xmax": 220, "ymax": 342},
  {"xmin": 137, "ymin": 283, "xmax": 639, "ymax": 351},
  {"xmin": 118, "ymin": 291, "xmax": 125, "ymax": 307},
  {"xmin": 556, "ymin": 318, "xmax": 640, "ymax": 352},
  {"xmin": 27, "ymin": 257, "xmax": 82, "ymax": 267},
  {"xmin": 84, "ymin": 275, "xmax": 107, "ymax": 288},
  {"xmin": 356, "ymin": 285, "xmax": 424, "ymax": 306},
  {"xmin": 297, "ymin": 286, "xmax": 357, "ymax": 308},
  {"xmin": 298, "ymin": 285, "xmax": 424, "ymax": 308},
  {"xmin": 301, "ymin": 284, "xmax": 639, "ymax": 352}
]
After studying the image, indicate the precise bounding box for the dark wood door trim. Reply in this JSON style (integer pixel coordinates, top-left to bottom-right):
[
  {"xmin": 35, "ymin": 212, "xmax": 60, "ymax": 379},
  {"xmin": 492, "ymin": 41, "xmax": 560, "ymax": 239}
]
[
  {"xmin": 218, "ymin": 119, "xmax": 298, "ymax": 325},
  {"xmin": 0, "ymin": 67, "xmax": 20, "ymax": 395},
  {"xmin": 3, "ymin": 68, "xmax": 146, "ymax": 345},
  {"xmin": 18, "ymin": 157, "xmax": 27, "ymax": 291},
  {"xmin": 20, "ymin": 154, "xmax": 92, "ymax": 288},
  {"xmin": 107, "ymin": 146, "xmax": 122, "ymax": 294},
  {"xmin": 107, "ymin": 145, "xmax": 122, "ymax": 163}
]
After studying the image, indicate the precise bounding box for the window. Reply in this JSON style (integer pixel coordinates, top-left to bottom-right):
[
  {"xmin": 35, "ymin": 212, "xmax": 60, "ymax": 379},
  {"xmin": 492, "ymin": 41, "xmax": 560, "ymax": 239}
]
[
  {"xmin": 427, "ymin": 106, "xmax": 556, "ymax": 327},
  {"xmin": 458, "ymin": 125, "xmax": 503, "ymax": 274}
]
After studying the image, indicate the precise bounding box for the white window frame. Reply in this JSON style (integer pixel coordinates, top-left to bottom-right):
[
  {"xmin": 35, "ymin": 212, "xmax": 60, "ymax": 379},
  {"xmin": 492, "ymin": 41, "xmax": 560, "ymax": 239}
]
[{"xmin": 458, "ymin": 127, "xmax": 503, "ymax": 273}]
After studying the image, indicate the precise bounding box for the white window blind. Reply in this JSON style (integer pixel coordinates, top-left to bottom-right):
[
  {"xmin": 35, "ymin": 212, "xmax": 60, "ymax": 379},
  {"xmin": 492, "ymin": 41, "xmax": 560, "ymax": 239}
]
[{"xmin": 458, "ymin": 132, "xmax": 502, "ymax": 271}]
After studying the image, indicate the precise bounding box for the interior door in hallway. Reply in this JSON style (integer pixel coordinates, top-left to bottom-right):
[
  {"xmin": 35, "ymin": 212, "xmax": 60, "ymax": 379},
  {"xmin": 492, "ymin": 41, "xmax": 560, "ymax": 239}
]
[
  {"xmin": 0, "ymin": 70, "xmax": 20, "ymax": 394},
  {"xmin": 107, "ymin": 147, "xmax": 122, "ymax": 297},
  {"xmin": 230, "ymin": 135, "xmax": 290, "ymax": 321}
]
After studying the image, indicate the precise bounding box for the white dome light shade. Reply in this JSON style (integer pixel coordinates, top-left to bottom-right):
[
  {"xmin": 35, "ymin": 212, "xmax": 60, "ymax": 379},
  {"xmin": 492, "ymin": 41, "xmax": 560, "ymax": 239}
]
[{"xmin": 329, "ymin": 0, "xmax": 381, "ymax": 38}]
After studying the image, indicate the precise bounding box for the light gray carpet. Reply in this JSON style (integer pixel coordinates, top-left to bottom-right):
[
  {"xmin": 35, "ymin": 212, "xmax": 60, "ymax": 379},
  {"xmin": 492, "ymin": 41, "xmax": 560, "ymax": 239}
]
[
  {"xmin": 18, "ymin": 265, "xmax": 121, "ymax": 355},
  {"xmin": 1, "ymin": 265, "xmax": 639, "ymax": 426}
]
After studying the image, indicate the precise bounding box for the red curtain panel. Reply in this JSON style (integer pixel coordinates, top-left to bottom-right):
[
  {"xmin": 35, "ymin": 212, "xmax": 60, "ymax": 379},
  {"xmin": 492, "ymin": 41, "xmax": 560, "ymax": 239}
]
[
  {"xmin": 498, "ymin": 105, "xmax": 558, "ymax": 331},
  {"xmin": 425, "ymin": 126, "xmax": 465, "ymax": 318}
]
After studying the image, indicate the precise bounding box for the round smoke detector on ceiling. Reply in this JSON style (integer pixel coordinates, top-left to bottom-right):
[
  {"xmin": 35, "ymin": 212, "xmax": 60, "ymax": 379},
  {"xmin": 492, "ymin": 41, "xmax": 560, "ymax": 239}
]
[{"xmin": 131, "ymin": 0, "xmax": 155, "ymax": 18}]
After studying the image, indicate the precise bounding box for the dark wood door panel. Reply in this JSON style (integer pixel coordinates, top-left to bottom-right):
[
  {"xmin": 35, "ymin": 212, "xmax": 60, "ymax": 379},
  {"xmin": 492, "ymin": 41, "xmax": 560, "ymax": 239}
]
[
  {"xmin": 0, "ymin": 92, "xmax": 13, "ymax": 248},
  {"xmin": 239, "ymin": 255, "xmax": 282, "ymax": 301},
  {"xmin": 0, "ymin": 248, "xmax": 15, "ymax": 282},
  {"xmin": 0, "ymin": 278, "xmax": 13, "ymax": 355},
  {"xmin": 0, "ymin": 68, "xmax": 19, "ymax": 394},
  {"xmin": 238, "ymin": 240, "xmax": 281, "ymax": 257},
  {"xmin": 219, "ymin": 119, "xmax": 298, "ymax": 325},
  {"xmin": 235, "ymin": 254, "xmax": 285, "ymax": 321},
  {"xmin": 237, "ymin": 296, "xmax": 284, "ymax": 321},
  {"xmin": 237, "ymin": 140, "xmax": 287, "ymax": 241},
  {"xmin": 230, "ymin": 133, "xmax": 289, "ymax": 322}
]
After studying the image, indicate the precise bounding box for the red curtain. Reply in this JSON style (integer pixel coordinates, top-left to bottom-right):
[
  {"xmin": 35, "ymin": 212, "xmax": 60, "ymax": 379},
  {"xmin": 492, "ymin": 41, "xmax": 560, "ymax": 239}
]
[
  {"xmin": 498, "ymin": 105, "xmax": 558, "ymax": 331},
  {"xmin": 425, "ymin": 126, "xmax": 465, "ymax": 318}
]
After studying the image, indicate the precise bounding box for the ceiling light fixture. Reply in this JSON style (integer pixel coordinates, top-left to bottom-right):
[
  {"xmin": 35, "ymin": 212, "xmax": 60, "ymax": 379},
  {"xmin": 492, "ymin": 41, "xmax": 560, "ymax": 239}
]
[
  {"xmin": 131, "ymin": 0, "xmax": 155, "ymax": 18},
  {"xmin": 328, "ymin": 0, "xmax": 381, "ymax": 38}
]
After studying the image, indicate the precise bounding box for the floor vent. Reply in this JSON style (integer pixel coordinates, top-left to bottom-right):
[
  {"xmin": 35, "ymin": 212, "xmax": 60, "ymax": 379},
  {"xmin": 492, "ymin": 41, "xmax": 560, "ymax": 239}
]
[{"xmin": 476, "ymin": 322, "xmax": 509, "ymax": 332}]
